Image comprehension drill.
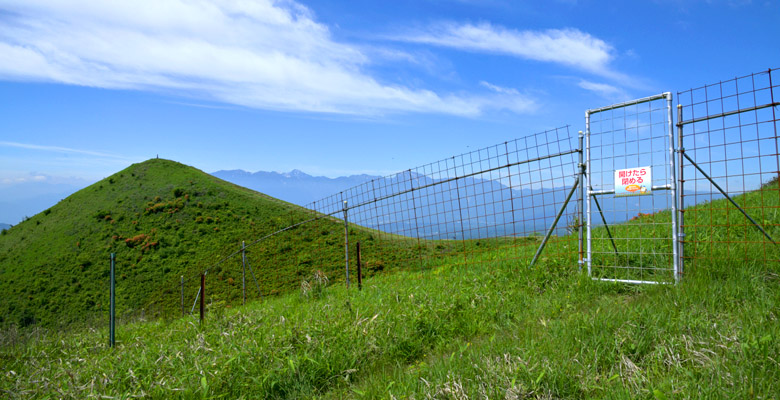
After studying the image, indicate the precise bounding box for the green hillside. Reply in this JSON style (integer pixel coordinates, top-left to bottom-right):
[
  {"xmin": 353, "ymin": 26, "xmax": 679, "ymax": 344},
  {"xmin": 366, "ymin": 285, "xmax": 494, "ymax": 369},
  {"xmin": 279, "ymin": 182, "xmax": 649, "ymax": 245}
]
[
  {"xmin": 0, "ymin": 158, "xmax": 518, "ymax": 330},
  {"xmin": 0, "ymin": 159, "xmax": 355, "ymax": 328},
  {"xmin": 1, "ymin": 180, "xmax": 779, "ymax": 398}
]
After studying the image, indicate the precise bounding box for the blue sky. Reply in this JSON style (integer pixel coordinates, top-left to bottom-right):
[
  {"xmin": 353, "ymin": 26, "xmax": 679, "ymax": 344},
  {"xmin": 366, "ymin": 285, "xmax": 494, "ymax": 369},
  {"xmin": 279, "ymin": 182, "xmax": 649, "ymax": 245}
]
[{"xmin": 0, "ymin": 0, "xmax": 779, "ymax": 222}]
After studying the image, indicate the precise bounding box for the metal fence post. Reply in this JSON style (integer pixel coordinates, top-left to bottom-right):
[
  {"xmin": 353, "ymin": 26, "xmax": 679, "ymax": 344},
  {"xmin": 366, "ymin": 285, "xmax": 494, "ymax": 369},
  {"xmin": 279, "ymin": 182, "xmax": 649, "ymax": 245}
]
[
  {"xmin": 585, "ymin": 112, "xmax": 593, "ymax": 276},
  {"xmin": 242, "ymin": 241, "xmax": 246, "ymax": 305},
  {"xmin": 343, "ymin": 200, "xmax": 350, "ymax": 288},
  {"xmin": 408, "ymin": 170, "xmax": 423, "ymax": 271},
  {"xmin": 677, "ymin": 104, "xmax": 685, "ymax": 281},
  {"xmin": 504, "ymin": 142, "xmax": 518, "ymax": 239},
  {"xmin": 451, "ymin": 157, "xmax": 468, "ymax": 264},
  {"xmin": 109, "ymin": 253, "xmax": 115, "ymax": 348},
  {"xmin": 578, "ymin": 131, "xmax": 585, "ymax": 271},
  {"xmin": 666, "ymin": 93, "xmax": 680, "ymax": 284}
]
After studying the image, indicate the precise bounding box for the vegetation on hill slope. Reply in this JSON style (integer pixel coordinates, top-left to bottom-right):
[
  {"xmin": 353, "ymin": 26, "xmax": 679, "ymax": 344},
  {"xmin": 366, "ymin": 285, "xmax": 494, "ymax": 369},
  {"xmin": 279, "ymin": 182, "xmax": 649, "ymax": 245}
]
[{"xmin": 0, "ymin": 159, "xmax": 358, "ymax": 328}]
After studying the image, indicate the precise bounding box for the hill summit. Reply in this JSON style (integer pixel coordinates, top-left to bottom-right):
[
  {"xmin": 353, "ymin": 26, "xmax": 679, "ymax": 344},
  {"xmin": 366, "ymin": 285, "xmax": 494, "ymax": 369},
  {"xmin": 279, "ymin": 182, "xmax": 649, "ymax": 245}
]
[{"xmin": 0, "ymin": 158, "xmax": 323, "ymax": 328}]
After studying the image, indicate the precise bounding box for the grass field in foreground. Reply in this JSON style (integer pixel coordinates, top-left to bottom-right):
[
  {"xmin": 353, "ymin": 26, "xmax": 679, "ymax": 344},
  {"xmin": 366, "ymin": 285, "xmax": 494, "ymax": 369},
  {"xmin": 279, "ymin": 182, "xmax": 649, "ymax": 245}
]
[
  {"xmin": 1, "ymin": 180, "xmax": 778, "ymax": 399},
  {"xmin": 2, "ymin": 245, "xmax": 779, "ymax": 398}
]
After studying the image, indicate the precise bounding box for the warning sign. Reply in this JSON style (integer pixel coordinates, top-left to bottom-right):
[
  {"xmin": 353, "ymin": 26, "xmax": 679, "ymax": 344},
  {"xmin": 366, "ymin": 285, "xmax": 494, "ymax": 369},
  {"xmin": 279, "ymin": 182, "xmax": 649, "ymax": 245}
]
[{"xmin": 615, "ymin": 166, "xmax": 652, "ymax": 197}]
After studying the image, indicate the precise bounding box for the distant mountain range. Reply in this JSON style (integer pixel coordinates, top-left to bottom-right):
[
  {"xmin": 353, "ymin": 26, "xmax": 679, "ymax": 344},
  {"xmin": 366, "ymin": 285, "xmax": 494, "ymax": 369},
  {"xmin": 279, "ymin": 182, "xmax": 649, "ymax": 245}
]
[
  {"xmin": 0, "ymin": 223, "xmax": 11, "ymax": 231},
  {"xmin": 212, "ymin": 168, "xmax": 679, "ymax": 240},
  {"xmin": 211, "ymin": 169, "xmax": 379, "ymax": 206}
]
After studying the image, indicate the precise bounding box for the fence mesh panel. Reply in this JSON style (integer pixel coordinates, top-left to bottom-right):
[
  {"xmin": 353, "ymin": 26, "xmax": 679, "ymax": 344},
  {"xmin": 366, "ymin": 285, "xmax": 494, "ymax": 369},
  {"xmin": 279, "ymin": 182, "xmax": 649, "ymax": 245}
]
[
  {"xmin": 303, "ymin": 127, "xmax": 582, "ymax": 277},
  {"xmin": 678, "ymin": 68, "xmax": 780, "ymax": 272}
]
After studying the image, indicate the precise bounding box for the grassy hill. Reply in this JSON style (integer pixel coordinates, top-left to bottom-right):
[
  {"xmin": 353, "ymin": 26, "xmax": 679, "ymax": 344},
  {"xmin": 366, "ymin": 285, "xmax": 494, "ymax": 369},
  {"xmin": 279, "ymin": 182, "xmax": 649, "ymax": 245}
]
[
  {"xmin": 0, "ymin": 157, "xmax": 522, "ymax": 330},
  {"xmin": 1, "ymin": 178, "xmax": 778, "ymax": 398},
  {"xmin": 0, "ymin": 158, "xmax": 376, "ymax": 329}
]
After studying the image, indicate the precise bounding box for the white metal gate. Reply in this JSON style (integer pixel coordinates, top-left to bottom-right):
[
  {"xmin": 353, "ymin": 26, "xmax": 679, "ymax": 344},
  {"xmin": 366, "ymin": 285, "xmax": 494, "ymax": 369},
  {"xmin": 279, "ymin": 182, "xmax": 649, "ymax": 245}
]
[{"xmin": 585, "ymin": 93, "xmax": 680, "ymax": 284}]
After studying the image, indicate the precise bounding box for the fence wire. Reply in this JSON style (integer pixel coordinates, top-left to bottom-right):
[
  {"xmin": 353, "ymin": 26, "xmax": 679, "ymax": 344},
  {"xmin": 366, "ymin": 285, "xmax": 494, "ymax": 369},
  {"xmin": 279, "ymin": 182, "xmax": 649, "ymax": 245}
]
[
  {"xmin": 304, "ymin": 126, "xmax": 581, "ymax": 279},
  {"xmin": 678, "ymin": 68, "xmax": 780, "ymax": 272}
]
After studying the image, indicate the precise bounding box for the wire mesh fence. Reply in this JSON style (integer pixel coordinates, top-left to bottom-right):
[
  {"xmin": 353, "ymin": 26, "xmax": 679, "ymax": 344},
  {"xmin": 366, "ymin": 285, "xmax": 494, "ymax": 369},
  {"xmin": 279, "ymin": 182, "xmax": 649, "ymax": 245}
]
[
  {"xmin": 677, "ymin": 68, "xmax": 780, "ymax": 273},
  {"xmin": 150, "ymin": 126, "xmax": 585, "ymax": 320},
  {"xmin": 88, "ymin": 67, "xmax": 779, "ymax": 329},
  {"xmin": 305, "ymin": 126, "xmax": 582, "ymax": 279}
]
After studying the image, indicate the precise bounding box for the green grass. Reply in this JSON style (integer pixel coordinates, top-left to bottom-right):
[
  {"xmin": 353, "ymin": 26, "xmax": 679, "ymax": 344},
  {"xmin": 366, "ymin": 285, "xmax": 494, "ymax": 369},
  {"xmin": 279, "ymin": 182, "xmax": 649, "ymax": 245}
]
[
  {"xmin": 2, "ymin": 241, "xmax": 778, "ymax": 398},
  {"xmin": 1, "ymin": 166, "xmax": 778, "ymax": 398}
]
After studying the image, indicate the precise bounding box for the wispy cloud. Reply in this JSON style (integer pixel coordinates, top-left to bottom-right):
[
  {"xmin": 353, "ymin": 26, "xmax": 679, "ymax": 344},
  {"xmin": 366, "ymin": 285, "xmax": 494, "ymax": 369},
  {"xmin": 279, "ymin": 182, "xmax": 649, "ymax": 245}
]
[
  {"xmin": 0, "ymin": 175, "xmax": 47, "ymax": 185},
  {"xmin": 0, "ymin": 142, "xmax": 137, "ymax": 183},
  {"xmin": 0, "ymin": 141, "xmax": 133, "ymax": 160},
  {"xmin": 480, "ymin": 81, "xmax": 520, "ymax": 95},
  {"xmin": 0, "ymin": 0, "xmax": 536, "ymax": 116},
  {"xmin": 397, "ymin": 22, "xmax": 626, "ymax": 80},
  {"xmin": 577, "ymin": 79, "xmax": 630, "ymax": 100}
]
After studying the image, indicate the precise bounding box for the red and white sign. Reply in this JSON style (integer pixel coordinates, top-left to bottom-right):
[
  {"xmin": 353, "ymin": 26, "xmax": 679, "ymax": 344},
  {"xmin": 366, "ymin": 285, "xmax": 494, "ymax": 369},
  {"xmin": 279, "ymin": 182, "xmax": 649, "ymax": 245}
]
[{"xmin": 615, "ymin": 166, "xmax": 652, "ymax": 197}]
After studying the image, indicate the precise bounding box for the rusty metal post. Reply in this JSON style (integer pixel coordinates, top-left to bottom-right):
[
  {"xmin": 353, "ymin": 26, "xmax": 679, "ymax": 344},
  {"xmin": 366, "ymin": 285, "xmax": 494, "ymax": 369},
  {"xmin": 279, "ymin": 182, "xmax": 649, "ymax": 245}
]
[
  {"xmin": 199, "ymin": 273, "xmax": 205, "ymax": 323},
  {"xmin": 357, "ymin": 241, "xmax": 363, "ymax": 290}
]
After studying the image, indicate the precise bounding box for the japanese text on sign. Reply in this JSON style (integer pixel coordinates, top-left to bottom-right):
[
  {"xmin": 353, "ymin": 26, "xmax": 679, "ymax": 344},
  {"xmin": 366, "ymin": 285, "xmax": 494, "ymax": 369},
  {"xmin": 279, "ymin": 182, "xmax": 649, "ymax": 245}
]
[{"xmin": 614, "ymin": 166, "xmax": 652, "ymax": 197}]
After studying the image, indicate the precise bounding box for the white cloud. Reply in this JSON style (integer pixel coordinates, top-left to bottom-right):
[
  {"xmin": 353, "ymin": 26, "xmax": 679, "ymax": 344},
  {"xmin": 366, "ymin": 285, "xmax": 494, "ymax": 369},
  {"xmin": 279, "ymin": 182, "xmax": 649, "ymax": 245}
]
[
  {"xmin": 0, "ymin": 0, "xmax": 536, "ymax": 116},
  {"xmin": 577, "ymin": 79, "xmax": 630, "ymax": 100},
  {"xmin": 398, "ymin": 22, "xmax": 625, "ymax": 79}
]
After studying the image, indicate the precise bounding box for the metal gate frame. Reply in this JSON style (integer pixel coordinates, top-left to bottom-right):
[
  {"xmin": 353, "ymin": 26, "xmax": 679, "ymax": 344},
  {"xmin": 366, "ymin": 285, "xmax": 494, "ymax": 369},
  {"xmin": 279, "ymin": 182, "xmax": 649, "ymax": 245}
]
[{"xmin": 584, "ymin": 93, "xmax": 680, "ymax": 284}]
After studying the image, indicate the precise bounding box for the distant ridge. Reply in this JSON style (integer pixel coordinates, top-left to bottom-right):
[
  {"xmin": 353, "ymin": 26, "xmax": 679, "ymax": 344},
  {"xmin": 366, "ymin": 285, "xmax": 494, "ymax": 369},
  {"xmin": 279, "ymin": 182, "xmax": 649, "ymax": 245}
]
[
  {"xmin": 211, "ymin": 169, "xmax": 379, "ymax": 206},
  {"xmin": 213, "ymin": 168, "xmax": 672, "ymax": 239},
  {"xmin": 0, "ymin": 223, "xmax": 11, "ymax": 231}
]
